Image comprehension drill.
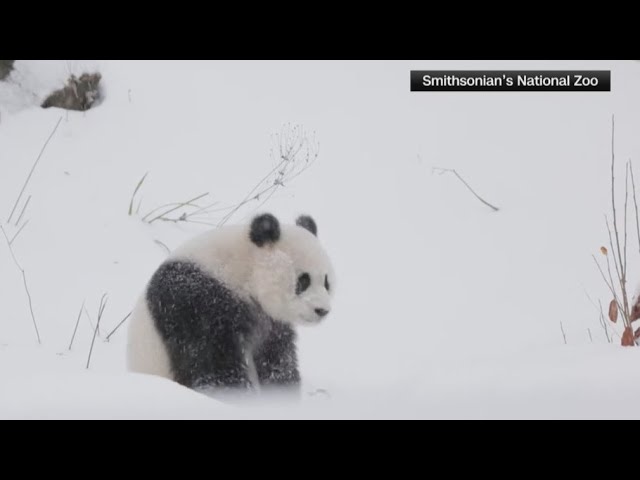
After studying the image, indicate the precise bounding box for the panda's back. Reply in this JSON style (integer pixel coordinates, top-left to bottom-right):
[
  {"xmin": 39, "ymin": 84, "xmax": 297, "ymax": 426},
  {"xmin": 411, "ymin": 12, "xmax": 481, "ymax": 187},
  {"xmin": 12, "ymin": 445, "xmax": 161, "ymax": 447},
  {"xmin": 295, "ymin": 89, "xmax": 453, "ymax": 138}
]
[
  {"xmin": 167, "ymin": 225, "xmax": 254, "ymax": 298},
  {"xmin": 127, "ymin": 225, "xmax": 261, "ymax": 382}
]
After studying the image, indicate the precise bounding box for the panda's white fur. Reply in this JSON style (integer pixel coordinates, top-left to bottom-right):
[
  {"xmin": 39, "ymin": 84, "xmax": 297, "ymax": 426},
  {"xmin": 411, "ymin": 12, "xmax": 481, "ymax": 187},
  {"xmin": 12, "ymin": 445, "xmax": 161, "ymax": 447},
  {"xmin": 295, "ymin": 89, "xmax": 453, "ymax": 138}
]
[{"xmin": 126, "ymin": 214, "xmax": 335, "ymax": 389}]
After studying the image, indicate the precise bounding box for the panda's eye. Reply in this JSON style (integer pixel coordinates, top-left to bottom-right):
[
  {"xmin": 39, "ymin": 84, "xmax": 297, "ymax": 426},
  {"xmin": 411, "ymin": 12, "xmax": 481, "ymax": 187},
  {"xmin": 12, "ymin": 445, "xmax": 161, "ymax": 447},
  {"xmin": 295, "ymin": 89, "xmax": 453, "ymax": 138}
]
[
  {"xmin": 324, "ymin": 274, "xmax": 330, "ymax": 291},
  {"xmin": 296, "ymin": 273, "xmax": 311, "ymax": 295}
]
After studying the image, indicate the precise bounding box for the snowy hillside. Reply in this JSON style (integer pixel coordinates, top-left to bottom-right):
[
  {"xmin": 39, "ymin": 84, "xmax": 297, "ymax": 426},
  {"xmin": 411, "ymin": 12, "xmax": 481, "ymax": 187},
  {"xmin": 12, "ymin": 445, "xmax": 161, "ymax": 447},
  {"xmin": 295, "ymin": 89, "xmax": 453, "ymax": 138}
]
[{"xmin": 1, "ymin": 60, "xmax": 640, "ymax": 419}]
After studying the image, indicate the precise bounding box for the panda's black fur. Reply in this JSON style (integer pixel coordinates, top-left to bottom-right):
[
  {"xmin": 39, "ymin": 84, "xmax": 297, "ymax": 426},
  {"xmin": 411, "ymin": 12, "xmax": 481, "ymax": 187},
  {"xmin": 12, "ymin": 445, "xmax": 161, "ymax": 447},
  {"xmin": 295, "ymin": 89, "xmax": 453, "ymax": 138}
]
[
  {"xmin": 128, "ymin": 212, "xmax": 335, "ymax": 396},
  {"xmin": 147, "ymin": 259, "xmax": 299, "ymax": 390}
]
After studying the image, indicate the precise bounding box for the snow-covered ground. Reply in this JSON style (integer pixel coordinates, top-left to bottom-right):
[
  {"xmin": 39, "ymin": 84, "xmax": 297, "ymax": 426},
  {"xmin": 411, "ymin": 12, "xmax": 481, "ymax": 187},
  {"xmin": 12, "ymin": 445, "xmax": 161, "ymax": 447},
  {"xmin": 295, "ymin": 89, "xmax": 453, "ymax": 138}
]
[{"xmin": 1, "ymin": 60, "xmax": 640, "ymax": 419}]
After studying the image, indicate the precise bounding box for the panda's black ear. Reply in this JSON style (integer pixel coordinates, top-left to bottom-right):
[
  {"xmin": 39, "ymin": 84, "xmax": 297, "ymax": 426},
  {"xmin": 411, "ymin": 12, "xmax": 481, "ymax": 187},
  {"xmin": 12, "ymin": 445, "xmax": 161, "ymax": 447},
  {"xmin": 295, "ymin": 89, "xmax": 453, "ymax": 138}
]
[
  {"xmin": 250, "ymin": 213, "xmax": 281, "ymax": 247},
  {"xmin": 296, "ymin": 215, "xmax": 317, "ymax": 236}
]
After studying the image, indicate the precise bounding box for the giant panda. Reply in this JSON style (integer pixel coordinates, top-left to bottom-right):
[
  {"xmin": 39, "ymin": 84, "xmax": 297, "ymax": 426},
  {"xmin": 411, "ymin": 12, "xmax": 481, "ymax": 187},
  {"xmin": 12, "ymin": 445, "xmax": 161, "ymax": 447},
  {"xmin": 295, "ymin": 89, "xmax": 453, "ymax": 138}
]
[{"xmin": 126, "ymin": 213, "xmax": 335, "ymax": 396}]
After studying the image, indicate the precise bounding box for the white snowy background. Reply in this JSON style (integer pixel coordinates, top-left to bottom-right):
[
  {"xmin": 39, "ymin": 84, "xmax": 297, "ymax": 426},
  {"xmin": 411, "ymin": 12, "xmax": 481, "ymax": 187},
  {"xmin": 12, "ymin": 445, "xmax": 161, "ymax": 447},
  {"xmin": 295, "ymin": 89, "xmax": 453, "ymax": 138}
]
[{"xmin": 1, "ymin": 60, "xmax": 640, "ymax": 419}]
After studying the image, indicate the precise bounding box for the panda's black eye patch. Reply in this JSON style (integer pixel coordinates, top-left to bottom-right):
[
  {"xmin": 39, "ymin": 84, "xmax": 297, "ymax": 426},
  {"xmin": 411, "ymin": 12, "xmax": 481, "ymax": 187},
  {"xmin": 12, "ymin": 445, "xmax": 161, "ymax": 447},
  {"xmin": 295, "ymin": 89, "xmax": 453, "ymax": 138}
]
[
  {"xmin": 325, "ymin": 275, "xmax": 330, "ymax": 291},
  {"xmin": 296, "ymin": 273, "xmax": 311, "ymax": 295}
]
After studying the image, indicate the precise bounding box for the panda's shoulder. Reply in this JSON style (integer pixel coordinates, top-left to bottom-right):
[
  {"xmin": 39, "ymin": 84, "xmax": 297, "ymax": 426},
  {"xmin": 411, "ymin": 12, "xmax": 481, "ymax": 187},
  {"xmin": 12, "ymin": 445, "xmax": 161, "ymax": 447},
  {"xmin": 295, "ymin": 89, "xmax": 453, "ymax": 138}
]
[{"xmin": 165, "ymin": 225, "xmax": 246, "ymax": 263}]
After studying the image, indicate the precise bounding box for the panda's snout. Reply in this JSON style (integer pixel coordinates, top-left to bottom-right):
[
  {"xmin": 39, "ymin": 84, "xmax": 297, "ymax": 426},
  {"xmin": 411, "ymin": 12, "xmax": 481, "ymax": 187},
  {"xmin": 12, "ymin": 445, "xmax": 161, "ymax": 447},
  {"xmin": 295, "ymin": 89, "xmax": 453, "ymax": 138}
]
[{"xmin": 314, "ymin": 308, "xmax": 329, "ymax": 318}]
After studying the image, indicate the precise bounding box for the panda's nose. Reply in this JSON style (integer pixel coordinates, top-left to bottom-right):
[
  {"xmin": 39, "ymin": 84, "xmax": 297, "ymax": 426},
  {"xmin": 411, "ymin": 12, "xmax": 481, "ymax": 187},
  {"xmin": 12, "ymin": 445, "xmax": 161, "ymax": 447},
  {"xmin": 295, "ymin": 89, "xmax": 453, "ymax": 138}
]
[{"xmin": 315, "ymin": 308, "xmax": 329, "ymax": 318}]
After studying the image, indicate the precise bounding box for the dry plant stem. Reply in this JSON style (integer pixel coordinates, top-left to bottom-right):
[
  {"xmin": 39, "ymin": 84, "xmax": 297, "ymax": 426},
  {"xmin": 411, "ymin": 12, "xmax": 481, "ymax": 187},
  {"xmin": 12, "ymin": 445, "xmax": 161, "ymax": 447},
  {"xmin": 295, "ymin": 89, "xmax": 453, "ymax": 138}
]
[
  {"xmin": 129, "ymin": 172, "xmax": 148, "ymax": 215},
  {"xmin": 217, "ymin": 125, "xmax": 318, "ymax": 227},
  {"xmin": 68, "ymin": 300, "xmax": 85, "ymax": 350},
  {"xmin": 7, "ymin": 116, "xmax": 63, "ymax": 223},
  {"xmin": 9, "ymin": 220, "xmax": 29, "ymax": 246},
  {"xmin": 432, "ymin": 167, "xmax": 500, "ymax": 212},
  {"xmin": 146, "ymin": 193, "xmax": 209, "ymax": 224},
  {"xmin": 599, "ymin": 300, "xmax": 615, "ymax": 342},
  {"xmin": 154, "ymin": 239, "xmax": 170, "ymax": 254},
  {"xmin": 15, "ymin": 195, "xmax": 31, "ymax": 227},
  {"xmin": 608, "ymin": 116, "xmax": 631, "ymax": 329},
  {"xmin": 105, "ymin": 312, "xmax": 132, "ymax": 341},
  {"xmin": 0, "ymin": 226, "xmax": 41, "ymax": 344},
  {"xmin": 86, "ymin": 295, "xmax": 108, "ymax": 368},
  {"xmin": 629, "ymin": 160, "xmax": 640, "ymax": 256}
]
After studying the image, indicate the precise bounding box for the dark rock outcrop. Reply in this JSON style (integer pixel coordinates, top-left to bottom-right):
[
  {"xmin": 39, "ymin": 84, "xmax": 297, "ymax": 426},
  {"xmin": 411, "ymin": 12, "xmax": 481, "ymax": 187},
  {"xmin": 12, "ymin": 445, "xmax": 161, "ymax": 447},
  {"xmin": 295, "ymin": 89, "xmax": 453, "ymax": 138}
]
[
  {"xmin": 41, "ymin": 72, "xmax": 102, "ymax": 111},
  {"xmin": 0, "ymin": 60, "xmax": 14, "ymax": 80}
]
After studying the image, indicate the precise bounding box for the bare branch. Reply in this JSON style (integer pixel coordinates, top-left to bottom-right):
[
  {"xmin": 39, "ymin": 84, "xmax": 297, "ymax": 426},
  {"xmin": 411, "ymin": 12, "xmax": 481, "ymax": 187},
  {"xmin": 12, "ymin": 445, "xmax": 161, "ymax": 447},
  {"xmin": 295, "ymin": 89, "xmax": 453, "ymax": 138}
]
[
  {"xmin": 432, "ymin": 167, "xmax": 500, "ymax": 212},
  {"xmin": 68, "ymin": 300, "xmax": 85, "ymax": 350},
  {"xmin": 147, "ymin": 192, "xmax": 209, "ymax": 224},
  {"xmin": 128, "ymin": 172, "xmax": 148, "ymax": 216},
  {"xmin": 624, "ymin": 161, "xmax": 630, "ymax": 279},
  {"xmin": 217, "ymin": 124, "xmax": 319, "ymax": 227},
  {"xmin": 15, "ymin": 195, "xmax": 31, "ymax": 227},
  {"xmin": 592, "ymin": 255, "xmax": 621, "ymax": 310},
  {"xmin": 585, "ymin": 288, "xmax": 613, "ymax": 343},
  {"xmin": 183, "ymin": 200, "xmax": 222, "ymax": 220},
  {"xmin": 140, "ymin": 201, "xmax": 201, "ymax": 223},
  {"xmin": 83, "ymin": 304, "xmax": 96, "ymax": 334},
  {"xmin": 629, "ymin": 160, "xmax": 640, "ymax": 255},
  {"xmin": 0, "ymin": 226, "xmax": 41, "ymax": 344},
  {"xmin": 604, "ymin": 216, "xmax": 630, "ymax": 325},
  {"xmin": 9, "ymin": 220, "xmax": 29, "ymax": 246},
  {"xmin": 7, "ymin": 116, "xmax": 63, "ymax": 223},
  {"xmin": 599, "ymin": 300, "xmax": 613, "ymax": 343},
  {"xmin": 86, "ymin": 294, "xmax": 108, "ymax": 369},
  {"xmin": 105, "ymin": 311, "xmax": 132, "ymax": 342},
  {"xmin": 608, "ymin": 115, "xmax": 630, "ymax": 326},
  {"xmin": 154, "ymin": 239, "xmax": 170, "ymax": 255}
]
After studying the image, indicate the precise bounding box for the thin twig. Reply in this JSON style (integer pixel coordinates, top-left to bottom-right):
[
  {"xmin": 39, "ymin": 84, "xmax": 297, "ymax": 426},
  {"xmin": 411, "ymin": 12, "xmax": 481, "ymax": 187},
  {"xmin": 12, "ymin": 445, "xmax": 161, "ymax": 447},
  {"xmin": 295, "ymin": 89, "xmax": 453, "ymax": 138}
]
[
  {"xmin": 9, "ymin": 220, "xmax": 29, "ymax": 246},
  {"xmin": 0, "ymin": 226, "xmax": 41, "ymax": 344},
  {"xmin": 184, "ymin": 200, "xmax": 221, "ymax": 220},
  {"xmin": 629, "ymin": 160, "xmax": 640, "ymax": 256},
  {"xmin": 147, "ymin": 192, "xmax": 209, "ymax": 224},
  {"xmin": 105, "ymin": 311, "xmax": 132, "ymax": 342},
  {"xmin": 611, "ymin": 115, "xmax": 623, "ymax": 276},
  {"xmin": 605, "ymin": 217, "xmax": 629, "ymax": 325},
  {"xmin": 588, "ymin": 328, "xmax": 593, "ymax": 343},
  {"xmin": 624, "ymin": 161, "xmax": 630, "ymax": 280},
  {"xmin": 7, "ymin": 116, "xmax": 63, "ymax": 223},
  {"xmin": 154, "ymin": 239, "xmax": 170, "ymax": 254},
  {"xmin": 176, "ymin": 219, "xmax": 217, "ymax": 227},
  {"xmin": 83, "ymin": 304, "xmax": 96, "ymax": 334},
  {"xmin": 432, "ymin": 167, "xmax": 500, "ymax": 212},
  {"xmin": 86, "ymin": 295, "xmax": 108, "ymax": 369},
  {"xmin": 128, "ymin": 172, "xmax": 148, "ymax": 216},
  {"xmin": 140, "ymin": 201, "xmax": 199, "ymax": 222},
  {"xmin": 68, "ymin": 300, "xmax": 85, "ymax": 350},
  {"xmin": 608, "ymin": 115, "xmax": 631, "ymax": 328},
  {"xmin": 560, "ymin": 321, "xmax": 567, "ymax": 344},
  {"xmin": 599, "ymin": 300, "xmax": 614, "ymax": 343},
  {"xmin": 584, "ymin": 288, "xmax": 613, "ymax": 343},
  {"xmin": 15, "ymin": 195, "xmax": 31, "ymax": 227},
  {"xmin": 97, "ymin": 293, "xmax": 108, "ymax": 323},
  {"xmin": 217, "ymin": 125, "xmax": 318, "ymax": 227},
  {"xmin": 592, "ymin": 255, "xmax": 621, "ymax": 312}
]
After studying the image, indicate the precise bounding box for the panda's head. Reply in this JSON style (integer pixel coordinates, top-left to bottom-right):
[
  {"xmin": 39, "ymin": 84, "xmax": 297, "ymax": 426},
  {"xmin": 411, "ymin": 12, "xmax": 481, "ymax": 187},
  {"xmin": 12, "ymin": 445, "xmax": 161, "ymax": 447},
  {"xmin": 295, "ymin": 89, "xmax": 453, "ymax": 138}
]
[{"xmin": 248, "ymin": 213, "xmax": 335, "ymax": 326}]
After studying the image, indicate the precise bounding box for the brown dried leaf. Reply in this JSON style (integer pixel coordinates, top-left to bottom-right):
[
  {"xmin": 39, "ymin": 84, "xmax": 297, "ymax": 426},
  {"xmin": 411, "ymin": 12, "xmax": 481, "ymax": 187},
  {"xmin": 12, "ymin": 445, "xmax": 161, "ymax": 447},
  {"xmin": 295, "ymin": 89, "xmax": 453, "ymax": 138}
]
[
  {"xmin": 621, "ymin": 327, "xmax": 635, "ymax": 347},
  {"xmin": 608, "ymin": 299, "xmax": 618, "ymax": 323},
  {"xmin": 600, "ymin": 246, "xmax": 608, "ymax": 255},
  {"xmin": 635, "ymin": 328, "xmax": 640, "ymax": 340}
]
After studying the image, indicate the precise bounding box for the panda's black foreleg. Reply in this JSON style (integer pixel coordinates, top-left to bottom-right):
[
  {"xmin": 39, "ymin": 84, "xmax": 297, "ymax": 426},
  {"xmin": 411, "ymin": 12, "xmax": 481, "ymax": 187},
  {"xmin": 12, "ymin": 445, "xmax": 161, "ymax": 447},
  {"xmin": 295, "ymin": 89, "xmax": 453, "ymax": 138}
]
[
  {"xmin": 174, "ymin": 337, "xmax": 253, "ymax": 391},
  {"xmin": 254, "ymin": 321, "xmax": 301, "ymax": 390},
  {"xmin": 147, "ymin": 260, "xmax": 256, "ymax": 392}
]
